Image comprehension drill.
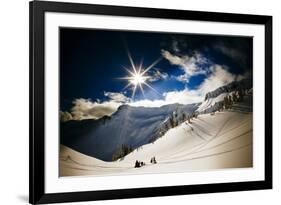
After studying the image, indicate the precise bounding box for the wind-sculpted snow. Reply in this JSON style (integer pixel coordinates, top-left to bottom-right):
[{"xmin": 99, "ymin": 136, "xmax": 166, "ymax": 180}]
[
  {"xmin": 204, "ymin": 78, "xmax": 252, "ymax": 101},
  {"xmin": 197, "ymin": 92, "xmax": 229, "ymax": 113},
  {"xmin": 197, "ymin": 78, "xmax": 253, "ymax": 113},
  {"xmin": 61, "ymin": 103, "xmax": 199, "ymax": 161}
]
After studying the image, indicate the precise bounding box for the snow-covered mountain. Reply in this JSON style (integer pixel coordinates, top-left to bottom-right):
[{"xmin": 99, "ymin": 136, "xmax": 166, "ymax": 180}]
[
  {"xmin": 61, "ymin": 103, "xmax": 199, "ymax": 161},
  {"xmin": 197, "ymin": 78, "xmax": 253, "ymax": 113}
]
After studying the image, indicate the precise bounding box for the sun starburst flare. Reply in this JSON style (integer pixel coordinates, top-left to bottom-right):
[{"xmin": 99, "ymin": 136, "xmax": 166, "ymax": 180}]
[{"xmin": 118, "ymin": 49, "xmax": 162, "ymax": 99}]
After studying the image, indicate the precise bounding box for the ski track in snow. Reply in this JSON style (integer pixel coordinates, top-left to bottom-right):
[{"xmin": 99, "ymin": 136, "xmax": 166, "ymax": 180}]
[{"xmin": 60, "ymin": 111, "xmax": 253, "ymax": 177}]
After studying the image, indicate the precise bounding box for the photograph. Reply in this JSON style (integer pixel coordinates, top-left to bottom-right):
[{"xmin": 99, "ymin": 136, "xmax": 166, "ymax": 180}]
[
  {"xmin": 28, "ymin": 1, "xmax": 273, "ymax": 203},
  {"xmin": 59, "ymin": 28, "xmax": 253, "ymax": 177}
]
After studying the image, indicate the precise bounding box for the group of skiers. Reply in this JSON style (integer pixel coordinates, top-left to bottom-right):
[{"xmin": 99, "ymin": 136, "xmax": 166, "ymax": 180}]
[
  {"xmin": 134, "ymin": 157, "xmax": 157, "ymax": 168},
  {"xmin": 134, "ymin": 160, "xmax": 145, "ymax": 168}
]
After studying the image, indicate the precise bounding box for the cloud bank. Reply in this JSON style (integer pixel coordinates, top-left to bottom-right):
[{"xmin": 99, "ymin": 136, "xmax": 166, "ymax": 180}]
[{"xmin": 60, "ymin": 64, "xmax": 240, "ymax": 121}]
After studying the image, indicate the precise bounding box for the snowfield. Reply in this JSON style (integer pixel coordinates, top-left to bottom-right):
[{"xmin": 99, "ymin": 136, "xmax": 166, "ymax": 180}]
[{"xmin": 60, "ymin": 111, "xmax": 252, "ymax": 177}]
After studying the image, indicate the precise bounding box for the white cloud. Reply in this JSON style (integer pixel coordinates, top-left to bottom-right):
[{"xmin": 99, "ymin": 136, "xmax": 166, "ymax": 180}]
[
  {"xmin": 147, "ymin": 69, "xmax": 169, "ymax": 82},
  {"xmin": 197, "ymin": 64, "xmax": 236, "ymax": 96},
  {"xmin": 70, "ymin": 98, "xmax": 121, "ymax": 120},
  {"xmin": 214, "ymin": 43, "xmax": 245, "ymax": 63},
  {"xmin": 129, "ymin": 99, "xmax": 168, "ymax": 107},
  {"xmin": 172, "ymin": 40, "xmax": 180, "ymax": 52},
  {"xmin": 174, "ymin": 74, "xmax": 189, "ymax": 82},
  {"xmin": 161, "ymin": 49, "xmax": 209, "ymax": 83},
  {"xmin": 128, "ymin": 88, "xmax": 202, "ymax": 107},
  {"xmin": 170, "ymin": 37, "xmax": 188, "ymax": 53},
  {"xmin": 164, "ymin": 89, "xmax": 203, "ymax": 104},
  {"xmin": 104, "ymin": 92, "xmax": 130, "ymax": 103},
  {"xmin": 60, "ymin": 111, "xmax": 73, "ymax": 122}
]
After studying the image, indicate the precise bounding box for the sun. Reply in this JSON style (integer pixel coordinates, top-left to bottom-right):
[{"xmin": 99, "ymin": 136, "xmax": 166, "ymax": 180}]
[
  {"xmin": 118, "ymin": 48, "xmax": 162, "ymax": 99},
  {"xmin": 119, "ymin": 65, "xmax": 151, "ymax": 99},
  {"xmin": 131, "ymin": 72, "xmax": 146, "ymax": 86}
]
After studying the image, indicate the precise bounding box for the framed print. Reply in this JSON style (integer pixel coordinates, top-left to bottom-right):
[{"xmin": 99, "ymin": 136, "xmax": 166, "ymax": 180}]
[{"xmin": 29, "ymin": 1, "xmax": 272, "ymax": 204}]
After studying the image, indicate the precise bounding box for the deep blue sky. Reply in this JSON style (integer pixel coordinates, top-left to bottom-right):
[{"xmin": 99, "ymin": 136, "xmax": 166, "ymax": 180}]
[{"xmin": 60, "ymin": 28, "xmax": 252, "ymax": 111}]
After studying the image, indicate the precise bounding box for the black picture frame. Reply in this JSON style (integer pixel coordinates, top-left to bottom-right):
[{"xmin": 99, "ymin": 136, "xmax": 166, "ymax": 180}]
[{"xmin": 29, "ymin": 1, "xmax": 272, "ymax": 204}]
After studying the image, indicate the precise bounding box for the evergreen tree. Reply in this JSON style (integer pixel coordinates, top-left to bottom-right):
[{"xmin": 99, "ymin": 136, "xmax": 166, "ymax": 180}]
[
  {"xmin": 174, "ymin": 120, "xmax": 177, "ymax": 127},
  {"xmin": 187, "ymin": 116, "xmax": 191, "ymax": 123},
  {"xmin": 182, "ymin": 113, "xmax": 186, "ymax": 121},
  {"xmin": 174, "ymin": 111, "xmax": 178, "ymax": 119},
  {"xmin": 232, "ymin": 92, "xmax": 238, "ymax": 103},
  {"xmin": 169, "ymin": 114, "xmax": 174, "ymax": 128},
  {"xmin": 238, "ymin": 89, "xmax": 244, "ymax": 102},
  {"xmin": 228, "ymin": 95, "xmax": 233, "ymax": 109},
  {"xmin": 112, "ymin": 144, "xmax": 133, "ymax": 161},
  {"xmin": 165, "ymin": 123, "xmax": 170, "ymax": 131},
  {"xmin": 224, "ymin": 96, "xmax": 229, "ymax": 109}
]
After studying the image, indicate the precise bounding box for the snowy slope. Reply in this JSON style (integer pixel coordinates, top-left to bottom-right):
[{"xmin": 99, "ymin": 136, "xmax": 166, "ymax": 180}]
[
  {"xmin": 61, "ymin": 103, "xmax": 199, "ymax": 161},
  {"xmin": 60, "ymin": 111, "xmax": 253, "ymax": 176}
]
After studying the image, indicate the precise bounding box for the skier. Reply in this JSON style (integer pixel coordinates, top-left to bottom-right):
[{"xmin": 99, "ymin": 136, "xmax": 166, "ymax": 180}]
[{"xmin": 135, "ymin": 160, "xmax": 140, "ymax": 168}]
